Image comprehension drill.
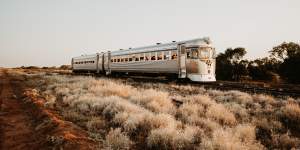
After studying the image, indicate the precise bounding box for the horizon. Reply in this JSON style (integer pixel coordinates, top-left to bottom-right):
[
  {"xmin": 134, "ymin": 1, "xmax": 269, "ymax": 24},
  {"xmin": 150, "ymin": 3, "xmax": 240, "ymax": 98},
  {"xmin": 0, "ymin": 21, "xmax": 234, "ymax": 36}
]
[{"xmin": 1, "ymin": 0, "xmax": 300, "ymax": 67}]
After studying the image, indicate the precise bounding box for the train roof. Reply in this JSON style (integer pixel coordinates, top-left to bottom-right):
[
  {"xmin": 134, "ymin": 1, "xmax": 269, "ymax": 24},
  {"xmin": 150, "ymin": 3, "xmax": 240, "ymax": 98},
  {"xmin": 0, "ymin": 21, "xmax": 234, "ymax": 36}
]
[
  {"xmin": 111, "ymin": 37, "xmax": 212, "ymax": 56},
  {"xmin": 73, "ymin": 54, "xmax": 97, "ymax": 59},
  {"xmin": 73, "ymin": 37, "xmax": 212, "ymax": 58}
]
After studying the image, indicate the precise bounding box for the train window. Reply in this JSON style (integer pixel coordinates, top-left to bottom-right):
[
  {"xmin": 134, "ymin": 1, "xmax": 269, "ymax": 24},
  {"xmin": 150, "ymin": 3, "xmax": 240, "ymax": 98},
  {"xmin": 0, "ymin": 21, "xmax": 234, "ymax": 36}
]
[
  {"xmin": 135, "ymin": 54, "xmax": 140, "ymax": 61},
  {"xmin": 111, "ymin": 59, "xmax": 113, "ymax": 62},
  {"xmin": 163, "ymin": 51, "xmax": 169, "ymax": 60},
  {"xmin": 145, "ymin": 53, "xmax": 150, "ymax": 61},
  {"xmin": 129, "ymin": 58, "xmax": 132, "ymax": 61},
  {"xmin": 121, "ymin": 58, "xmax": 124, "ymax": 62},
  {"xmin": 199, "ymin": 48, "xmax": 209, "ymax": 58},
  {"xmin": 186, "ymin": 49, "xmax": 191, "ymax": 58},
  {"xmin": 171, "ymin": 51, "xmax": 178, "ymax": 60},
  {"xmin": 151, "ymin": 52, "xmax": 156, "ymax": 60},
  {"xmin": 117, "ymin": 59, "xmax": 120, "ymax": 62},
  {"xmin": 157, "ymin": 52, "xmax": 162, "ymax": 60},
  {"xmin": 125, "ymin": 58, "xmax": 128, "ymax": 62},
  {"xmin": 140, "ymin": 54, "xmax": 144, "ymax": 61},
  {"xmin": 191, "ymin": 48, "xmax": 199, "ymax": 59}
]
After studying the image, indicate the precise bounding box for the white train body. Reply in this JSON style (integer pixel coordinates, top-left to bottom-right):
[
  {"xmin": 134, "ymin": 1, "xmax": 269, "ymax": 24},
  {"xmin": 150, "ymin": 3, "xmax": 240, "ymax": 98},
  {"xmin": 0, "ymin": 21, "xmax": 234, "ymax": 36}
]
[{"xmin": 72, "ymin": 38, "xmax": 216, "ymax": 82}]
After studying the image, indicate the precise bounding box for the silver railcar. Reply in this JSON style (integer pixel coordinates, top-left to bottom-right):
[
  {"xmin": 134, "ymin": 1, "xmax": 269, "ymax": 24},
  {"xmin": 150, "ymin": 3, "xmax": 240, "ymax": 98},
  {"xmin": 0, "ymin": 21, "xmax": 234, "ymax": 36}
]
[{"xmin": 72, "ymin": 38, "xmax": 216, "ymax": 82}]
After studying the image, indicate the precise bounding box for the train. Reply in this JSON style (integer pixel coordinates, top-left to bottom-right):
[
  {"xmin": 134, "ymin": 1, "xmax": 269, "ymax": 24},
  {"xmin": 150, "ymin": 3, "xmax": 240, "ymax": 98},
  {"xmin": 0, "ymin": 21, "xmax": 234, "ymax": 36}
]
[{"xmin": 71, "ymin": 37, "xmax": 216, "ymax": 82}]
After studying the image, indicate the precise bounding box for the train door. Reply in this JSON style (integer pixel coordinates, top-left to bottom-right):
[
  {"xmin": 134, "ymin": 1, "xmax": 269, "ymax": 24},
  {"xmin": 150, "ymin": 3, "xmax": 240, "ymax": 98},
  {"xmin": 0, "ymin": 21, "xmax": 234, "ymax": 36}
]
[
  {"xmin": 96, "ymin": 53, "xmax": 100, "ymax": 73},
  {"xmin": 101, "ymin": 53, "xmax": 105, "ymax": 73},
  {"xmin": 71, "ymin": 58, "xmax": 74, "ymax": 70},
  {"xmin": 106, "ymin": 51, "xmax": 111, "ymax": 75},
  {"xmin": 178, "ymin": 44, "xmax": 187, "ymax": 78}
]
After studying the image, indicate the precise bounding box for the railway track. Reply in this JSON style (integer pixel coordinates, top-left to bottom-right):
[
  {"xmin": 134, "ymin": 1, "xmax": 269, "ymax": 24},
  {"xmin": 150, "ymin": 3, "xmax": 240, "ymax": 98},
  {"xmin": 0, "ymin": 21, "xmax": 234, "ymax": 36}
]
[
  {"xmin": 124, "ymin": 76, "xmax": 300, "ymax": 98},
  {"xmin": 48, "ymin": 71, "xmax": 300, "ymax": 98}
]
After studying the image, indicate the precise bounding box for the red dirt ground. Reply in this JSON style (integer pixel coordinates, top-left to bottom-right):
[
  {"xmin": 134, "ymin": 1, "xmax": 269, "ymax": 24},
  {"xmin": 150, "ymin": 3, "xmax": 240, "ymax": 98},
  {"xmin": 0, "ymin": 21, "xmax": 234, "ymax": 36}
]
[{"xmin": 0, "ymin": 69, "xmax": 98, "ymax": 150}]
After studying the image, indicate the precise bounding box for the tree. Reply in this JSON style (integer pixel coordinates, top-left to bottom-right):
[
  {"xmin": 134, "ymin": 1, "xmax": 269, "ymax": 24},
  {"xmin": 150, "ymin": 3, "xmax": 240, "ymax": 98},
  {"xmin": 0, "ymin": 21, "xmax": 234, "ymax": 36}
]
[
  {"xmin": 216, "ymin": 47, "xmax": 247, "ymax": 81},
  {"xmin": 270, "ymin": 42, "xmax": 300, "ymax": 83},
  {"xmin": 270, "ymin": 42, "xmax": 300, "ymax": 61},
  {"xmin": 248, "ymin": 58, "xmax": 274, "ymax": 81}
]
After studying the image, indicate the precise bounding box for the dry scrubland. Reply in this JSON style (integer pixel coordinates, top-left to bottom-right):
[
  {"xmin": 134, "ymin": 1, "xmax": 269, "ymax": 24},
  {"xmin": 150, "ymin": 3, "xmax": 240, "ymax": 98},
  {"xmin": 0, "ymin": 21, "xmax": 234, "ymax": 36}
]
[{"xmin": 10, "ymin": 69, "xmax": 300, "ymax": 149}]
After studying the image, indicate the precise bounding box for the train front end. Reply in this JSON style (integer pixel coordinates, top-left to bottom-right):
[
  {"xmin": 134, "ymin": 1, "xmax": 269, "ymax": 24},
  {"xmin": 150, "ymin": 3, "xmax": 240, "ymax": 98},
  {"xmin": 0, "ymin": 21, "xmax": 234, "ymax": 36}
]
[{"xmin": 185, "ymin": 40, "xmax": 216, "ymax": 82}]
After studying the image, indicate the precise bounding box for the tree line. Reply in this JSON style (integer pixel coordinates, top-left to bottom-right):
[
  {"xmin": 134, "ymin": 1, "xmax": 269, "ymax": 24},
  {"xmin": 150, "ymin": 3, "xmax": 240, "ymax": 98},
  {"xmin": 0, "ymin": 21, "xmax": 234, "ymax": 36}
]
[{"xmin": 216, "ymin": 42, "xmax": 300, "ymax": 84}]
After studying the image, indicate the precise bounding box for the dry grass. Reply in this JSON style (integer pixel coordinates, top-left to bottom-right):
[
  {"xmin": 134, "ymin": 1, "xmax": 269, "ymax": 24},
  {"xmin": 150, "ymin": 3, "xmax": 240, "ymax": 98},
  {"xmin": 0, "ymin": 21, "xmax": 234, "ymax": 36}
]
[
  {"xmin": 206, "ymin": 103, "xmax": 237, "ymax": 125},
  {"xmin": 282, "ymin": 101, "xmax": 300, "ymax": 122},
  {"xmin": 201, "ymin": 124, "xmax": 264, "ymax": 150},
  {"xmin": 104, "ymin": 128, "xmax": 132, "ymax": 150},
  {"xmin": 12, "ymin": 69, "xmax": 300, "ymax": 150}
]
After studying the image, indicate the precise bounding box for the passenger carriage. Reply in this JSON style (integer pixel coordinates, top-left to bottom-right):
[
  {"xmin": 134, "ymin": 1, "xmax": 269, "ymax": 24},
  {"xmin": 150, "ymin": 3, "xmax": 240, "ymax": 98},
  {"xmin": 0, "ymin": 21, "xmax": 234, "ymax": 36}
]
[{"xmin": 72, "ymin": 37, "xmax": 216, "ymax": 82}]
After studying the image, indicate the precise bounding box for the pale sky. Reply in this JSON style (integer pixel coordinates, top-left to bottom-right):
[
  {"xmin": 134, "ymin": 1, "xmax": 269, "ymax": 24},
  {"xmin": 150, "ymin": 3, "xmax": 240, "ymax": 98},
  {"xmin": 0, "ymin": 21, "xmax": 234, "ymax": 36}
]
[{"xmin": 0, "ymin": 0, "xmax": 299, "ymax": 67}]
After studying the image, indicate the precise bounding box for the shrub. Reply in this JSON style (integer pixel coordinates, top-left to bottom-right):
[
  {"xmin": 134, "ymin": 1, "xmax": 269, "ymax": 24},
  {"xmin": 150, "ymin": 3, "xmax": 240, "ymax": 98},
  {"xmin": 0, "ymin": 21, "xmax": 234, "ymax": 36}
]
[
  {"xmin": 130, "ymin": 89, "xmax": 175, "ymax": 114},
  {"xmin": 104, "ymin": 128, "xmax": 132, "ymax": 150},
  {"xmin": 282, "ymin": 102, "xmax": 300, "ymax": 122},
  {"xmin": 147, "ymin": 126, "xmax": 200, "ymax": 150},
  {"xmin": 272, "ymin": 132, "xmax": 300, "ymax": 149},
  {"xmin": 206, "ymin": 104, "xmax": 237, "ymax": 125},
  {"xmin": 200, "ymin": 124, "xmax": 264, "ymax": 150},
  {"xmin": 86, "ymin": 117, "xmax": 106, "ymax": 132},
  {"xmin": 177, "ymin": 103, "xmax": 205, "ymax": 123},
  {"xmin": 253, "ymin": 94, "xmax": 276, "ymax": 105}
]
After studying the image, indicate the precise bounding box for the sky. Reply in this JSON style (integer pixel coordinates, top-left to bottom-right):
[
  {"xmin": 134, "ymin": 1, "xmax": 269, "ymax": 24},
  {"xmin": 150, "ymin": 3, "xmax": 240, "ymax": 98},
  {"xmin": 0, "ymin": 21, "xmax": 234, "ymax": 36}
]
[{"xmin": 0, "ymin": 0, "xmax": 299, "ymax": 67}]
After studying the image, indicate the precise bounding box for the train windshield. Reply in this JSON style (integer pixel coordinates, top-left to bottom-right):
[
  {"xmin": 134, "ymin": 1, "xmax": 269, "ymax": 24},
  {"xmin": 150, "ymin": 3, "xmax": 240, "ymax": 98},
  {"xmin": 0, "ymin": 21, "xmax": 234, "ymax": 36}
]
[
  {"xmin": 187, "ymin": 47, "xmax": 214, "ymax": 59},
  {"xmin": 190, "ymin": 48, "xmax": 199, "ymax": 59},
  {"xmin": 198, "ymin": 47, "xmax": 211, "ymax": 59}
]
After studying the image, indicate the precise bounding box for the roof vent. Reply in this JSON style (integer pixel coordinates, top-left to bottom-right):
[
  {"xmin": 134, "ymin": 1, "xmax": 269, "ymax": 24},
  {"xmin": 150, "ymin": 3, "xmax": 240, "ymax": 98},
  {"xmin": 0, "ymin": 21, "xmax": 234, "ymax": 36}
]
[
  {"xmin": 129, "ymin": 47, "xmax": 132, "ymax": 49},
  {"xmin": 156, "ymin": 43, "xmax": 161, "ymax": 45},
  {"xmin": 172, "ymin": 41, "xmax": 176, "ymax": 43},
  {"xmin": 120, "ymin": 49, "xmax": 123, "ymax": 50}
]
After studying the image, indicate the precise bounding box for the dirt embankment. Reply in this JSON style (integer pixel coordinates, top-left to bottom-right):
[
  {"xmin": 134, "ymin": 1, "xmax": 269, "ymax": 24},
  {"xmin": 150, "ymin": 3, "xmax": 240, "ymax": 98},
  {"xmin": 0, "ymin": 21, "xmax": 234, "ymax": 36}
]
[{"xmin": 0, "ymin": 69, "xmax": 98, "ymax": 149}]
